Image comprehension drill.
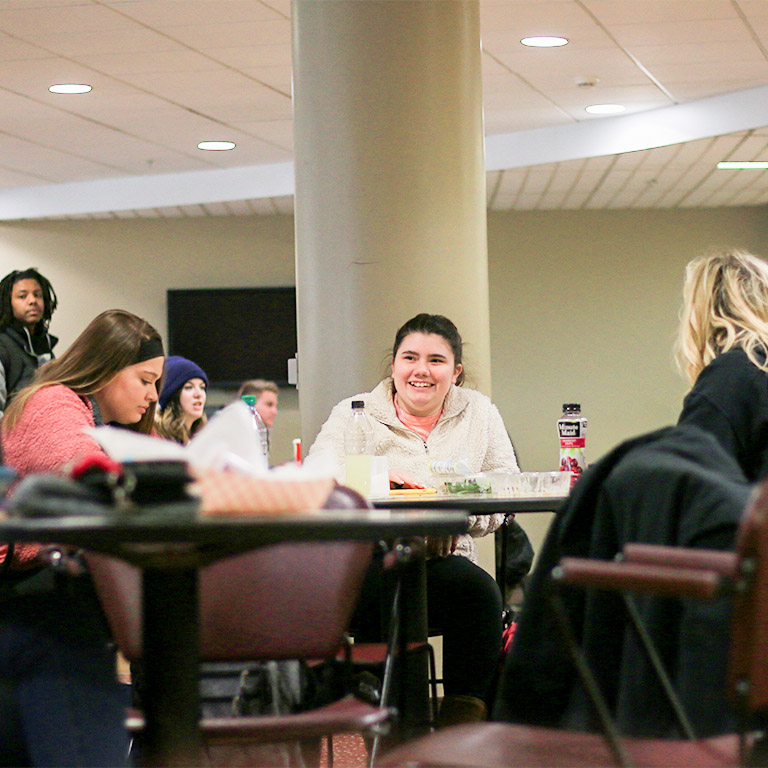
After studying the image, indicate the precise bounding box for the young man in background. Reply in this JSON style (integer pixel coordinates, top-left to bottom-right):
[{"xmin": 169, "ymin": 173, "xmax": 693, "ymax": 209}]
[
  {"xmin": 0, "ymin": 268, "xmax": 58, "ymax": 417},
  {"xmin": 237, "ymin": 378, "xmax": 279, "ymax": 429}
]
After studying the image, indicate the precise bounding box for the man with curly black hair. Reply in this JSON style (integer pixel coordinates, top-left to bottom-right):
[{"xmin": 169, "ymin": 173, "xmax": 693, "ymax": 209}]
[{"xmin": 0, "ymin": 268, "xmax": 58, "ymax": 417}]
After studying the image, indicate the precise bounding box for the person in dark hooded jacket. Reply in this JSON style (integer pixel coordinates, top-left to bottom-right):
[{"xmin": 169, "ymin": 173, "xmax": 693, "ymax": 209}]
[{"xmin": 0, "ymin": 268, "xmax": 58, "ymax": 418}]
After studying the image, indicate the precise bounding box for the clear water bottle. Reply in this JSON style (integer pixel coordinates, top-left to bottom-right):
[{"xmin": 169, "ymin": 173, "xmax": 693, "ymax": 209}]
[
  {"xmin": 558, "ymin": 403, "xmax": 587, "ymax": 487},
  {"xmin": 241, "ymin": 395, "xmax": 269, "ymax": 467},
  {"xmin": 429, "ymin": 459, "xmax": 472, "ymax": 476},
  {"xmin": 344, "ymin": 400, "xmax": 374, "ymax": 496}
]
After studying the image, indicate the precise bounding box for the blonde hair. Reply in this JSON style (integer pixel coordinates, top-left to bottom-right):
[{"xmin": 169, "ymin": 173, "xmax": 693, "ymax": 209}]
[
  {"xmin": 155, "ymin": 391, "xmax": 207, "ymax": 445},
  {"xmin": 675, "ymin": 249, "xmax": 768, "ymax": 386},
  {"xmin": 3, "ymin": 309, "xmax": 162, "ymax": 433}
]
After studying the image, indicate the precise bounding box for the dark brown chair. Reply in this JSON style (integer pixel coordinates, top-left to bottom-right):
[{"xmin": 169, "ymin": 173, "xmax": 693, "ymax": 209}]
[
  {"xmin": 86, "ymin": 484, "xmax": 390, "ymax": 767},
  {"xmin": 378, "ymin": 480, "xmax": 768, "ymax": 768}
]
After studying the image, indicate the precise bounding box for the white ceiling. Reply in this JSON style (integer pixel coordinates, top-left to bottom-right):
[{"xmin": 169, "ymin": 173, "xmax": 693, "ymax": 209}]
[{"xmin": 2, "ymin": 0, "xmax": 768, "ymax": 219}]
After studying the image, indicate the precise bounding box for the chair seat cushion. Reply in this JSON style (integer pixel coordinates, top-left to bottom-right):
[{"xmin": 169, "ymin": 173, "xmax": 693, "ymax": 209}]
[{"xmin": 127, "ymin": 695, "xmax": 388, "ymax": 745}]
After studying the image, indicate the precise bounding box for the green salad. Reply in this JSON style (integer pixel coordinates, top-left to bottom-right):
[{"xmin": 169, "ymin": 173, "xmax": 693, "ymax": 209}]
[{"xmin": 443, "ymin": 478, "xmax": 491, "ymax": 494}]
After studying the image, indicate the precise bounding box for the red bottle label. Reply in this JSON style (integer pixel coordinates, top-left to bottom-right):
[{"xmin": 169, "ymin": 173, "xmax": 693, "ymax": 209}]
[{"xmin": 558, "ymin": 417, "xmax": 587, "ymax": 486}]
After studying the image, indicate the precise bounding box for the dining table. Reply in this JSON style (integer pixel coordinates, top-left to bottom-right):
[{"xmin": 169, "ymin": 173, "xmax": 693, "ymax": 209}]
[
  {"xmin": 372, "ymin": 492, "xmax": 567, "ymax": 588},
  {"xmin": 0, "ymin": 505, "xmax": 469, "ymax": 767},
  {"xmin": 373, "ymin": 492, "xmax": 567, "ymax": 514}
]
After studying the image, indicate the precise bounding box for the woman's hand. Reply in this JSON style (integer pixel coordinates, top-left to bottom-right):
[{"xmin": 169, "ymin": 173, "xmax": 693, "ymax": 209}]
[
  {"xmin": 425, "ymin": 535, "xmax": 459, "ymax": 559},
  {"xmin": 389, "ymin": 469, "xmax": 425, "ymax": 489}
]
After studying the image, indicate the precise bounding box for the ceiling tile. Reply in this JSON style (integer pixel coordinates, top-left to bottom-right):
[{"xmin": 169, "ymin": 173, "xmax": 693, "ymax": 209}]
[
  {"xmin": 106, "ymin": 0, "xmax": 286, "ymax": 26},
  {"xmin": 0, "ymin": 164, "xmax": 50, "ymax": 186},
  {"xmin": 79, "ymin": 49, "xmax": 225, "ymax": 77},
  {"xmin": 159, "ymin": 19, "xmax": 291, "ymax": 50},
  {"xmin": 0, "ymin": 30, "xmax": 56, "ymax": 61},
  {"xmin": 1, "ymin": 0, "xmax": 768, "ymax": 217},
  {"xmin": 484, "ymin": 107, "xmax": 568, "ymax": 134},
  {"xmin": 0, "ymin": 133, "xmax": 123, "ymax": 181},
  {"xmin": 25, "ymin": 27, "xmax": 188, "ymax": 57},
  {"xmin": 609, "ymin": 19, "xmax": 751, "ymax": 47},
  {"xmin": 581, "ymin": 0, "xmax": 736, "ymax": 25},
  {"xmin": 628, "ymin": 41, "xmax": 767, "ymax": 67},
  {"xmin": 648, "ymin": 60, "xmax": 768, "ymax": 85},
  {"xmin": 230, "ymin": 119, "xmax": 293, "ymax": 151},
  {"xmin": 204, "ymin": 44, "xmax": 292, "ymax": 68},
  {"xmin": 482, "ymin": 24, "xmax": 613, "ymax": 52},
  {"xmin": 241, "ymin": 65, "xmax": 292, "ymax": 94},
  {"xmin": 0, "ymin": 3, "xmax": 135, "ymax": 36}
]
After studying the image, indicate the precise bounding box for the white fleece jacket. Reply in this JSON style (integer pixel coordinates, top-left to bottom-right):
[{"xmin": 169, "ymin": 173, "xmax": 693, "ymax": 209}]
[{"xmin": 308, "ymin": 378, "xmax": 520, "ymax": 562}]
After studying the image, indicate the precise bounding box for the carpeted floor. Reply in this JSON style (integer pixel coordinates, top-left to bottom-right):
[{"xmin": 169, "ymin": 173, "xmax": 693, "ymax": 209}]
[{"xmin": 320, "ymin": 734, "xmax": 369, "ymax": 768}]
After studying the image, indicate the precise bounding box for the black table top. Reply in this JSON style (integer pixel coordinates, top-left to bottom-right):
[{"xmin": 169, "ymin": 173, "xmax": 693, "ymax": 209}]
[
  {"xmin": 372, "ymin": 493, "xmax": 567, "ymax": 514},
  {"xmin": 0, "ymin": 507, "xmax": 470, "ymax": 568}
]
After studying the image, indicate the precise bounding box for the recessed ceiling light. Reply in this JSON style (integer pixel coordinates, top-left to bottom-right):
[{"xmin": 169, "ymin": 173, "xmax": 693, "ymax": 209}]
[
  {"xmin": 717, "ymin": 161, "xmax": 768, "ymax": 169},
  {"xmin": 48, "ymin": 83, "xmax": 92, "ymax": 94},
  {"xmin": 585, "ymin": 103, "xmax": 626, "ymax": 115},
  {"xmin": 520, "ymin": 36, "xmax": 568, "ymax": 48},
  {"xmin": 197, "ymin": 141, "xmax": 236, "ymax": 151}
]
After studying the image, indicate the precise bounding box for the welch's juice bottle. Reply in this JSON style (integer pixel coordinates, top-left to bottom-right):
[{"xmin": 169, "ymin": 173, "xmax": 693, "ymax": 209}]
[{"xmin": 558, "ymin": 403, "xmax": 587, "ymax": 487}]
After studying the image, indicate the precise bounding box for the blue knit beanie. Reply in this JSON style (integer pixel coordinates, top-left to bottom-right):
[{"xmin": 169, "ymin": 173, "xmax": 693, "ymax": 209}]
[{"xmin": 159, "ymin": 356, "xmax": 209, "ymax": 411}]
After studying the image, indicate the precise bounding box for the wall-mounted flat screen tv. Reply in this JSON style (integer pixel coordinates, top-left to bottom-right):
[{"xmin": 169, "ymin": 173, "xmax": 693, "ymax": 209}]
[{"xmin": 167, "ymin": 287, "xmax": 297, "ymax": 387}]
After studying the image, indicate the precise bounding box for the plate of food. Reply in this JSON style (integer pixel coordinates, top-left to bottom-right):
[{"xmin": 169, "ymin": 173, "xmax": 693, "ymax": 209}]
[{"xmin": 389, "ymin": 487, "xmax": 438, "ymax": 496}]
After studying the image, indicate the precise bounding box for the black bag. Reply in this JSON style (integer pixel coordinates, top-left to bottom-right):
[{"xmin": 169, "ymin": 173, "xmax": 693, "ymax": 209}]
[
  {"xmin": 504, "ymin": 518, "xmax": 534, "ymax": 588},
  {"xmin": 6, "ymin": 460, "xmax": 196, "ymax": 518},
  {"xmin": 78, "ymin": 459, "xmax": 195, "ymax": 508},
  {"xmin": 232, "ymin": 660, "xmax": 324, "ymax": 717}
]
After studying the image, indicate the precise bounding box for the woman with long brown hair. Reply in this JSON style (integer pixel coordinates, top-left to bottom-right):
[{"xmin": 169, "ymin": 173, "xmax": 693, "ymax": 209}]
[{"xmin": 0, "ymin": 308, "xmax": 164, "ymax": 767}]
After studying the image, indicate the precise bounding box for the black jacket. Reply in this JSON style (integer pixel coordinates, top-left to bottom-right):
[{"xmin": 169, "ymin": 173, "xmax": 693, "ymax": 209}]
[
  {"xmin": 0, "ymin": 323, "xmax": 57, "ymax": 414},
  {"xmin": 678, "ymin": 346, "xmax": 768, "ymax": 482},
  {"xmin": 494, "ymin": 424, "xmax": 750, "ymax": 737}
]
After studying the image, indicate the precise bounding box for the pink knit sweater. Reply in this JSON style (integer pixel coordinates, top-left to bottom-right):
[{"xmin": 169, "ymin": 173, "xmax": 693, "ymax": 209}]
[
  {"xmin": 0, "ymin": 385, "xmax": 105, "ymax": 568},
  {"xmin": 2, "ymin": 384, "xmax": 104, "ymax": 478}
]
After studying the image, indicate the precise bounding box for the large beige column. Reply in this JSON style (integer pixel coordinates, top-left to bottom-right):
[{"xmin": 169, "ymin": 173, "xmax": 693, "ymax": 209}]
[{"xmin": 292, "ymin": 0, "xmax": 490, "ymax": 446}]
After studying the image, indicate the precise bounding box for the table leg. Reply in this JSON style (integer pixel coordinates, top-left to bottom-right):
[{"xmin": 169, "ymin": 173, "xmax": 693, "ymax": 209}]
[
  {"xmin": 497, "ymin": 519, "xmax": 509, "ymax": 590},
  {"xmin": 141, "ymin": 568, "xmax": 200, "ymax": 767},
  {"xmin": 396, "ymin": 552, "xmax": 431, "ymax": 739}
]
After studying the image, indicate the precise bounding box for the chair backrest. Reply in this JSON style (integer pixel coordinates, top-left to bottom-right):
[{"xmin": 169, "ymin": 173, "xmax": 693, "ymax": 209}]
[
  {"xmin": 86, "ymin": 484, "xmax": 374, "ymax": 663},
  {"xmin": 727, "ymin": 479, "xmax": 768, "ymax": 714}
]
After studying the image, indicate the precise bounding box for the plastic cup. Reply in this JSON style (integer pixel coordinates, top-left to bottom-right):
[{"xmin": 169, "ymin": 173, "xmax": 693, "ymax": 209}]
[
  {"xmin": 540, "ymin": 471, "xmax": 571, "ymax": 496},
  {"xmin": 487, "ymin": 472, "xmax": 516, "ymax": 496},
  {"xmin": 517, "ymin": 472, "xmax": 542, "ymax": 496}
]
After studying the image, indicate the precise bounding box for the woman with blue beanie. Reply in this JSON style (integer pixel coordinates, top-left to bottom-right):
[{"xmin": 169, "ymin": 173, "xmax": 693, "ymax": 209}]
[{"xmin": 156, "ymin": 355, "xmax": 208, "ymax": 444}]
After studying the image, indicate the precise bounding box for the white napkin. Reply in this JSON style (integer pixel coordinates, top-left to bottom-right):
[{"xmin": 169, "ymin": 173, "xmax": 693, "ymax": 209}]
[{"xmin": 87, "ymin": 401, "xmax": 268, "ymax": 474}]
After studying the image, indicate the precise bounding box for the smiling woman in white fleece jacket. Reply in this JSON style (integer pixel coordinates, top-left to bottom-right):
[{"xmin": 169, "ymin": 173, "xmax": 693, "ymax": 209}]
[
  {"xmin": 308, "ymin": 313, "xmax": 520, "ymax": 727},
  {"xmin": 309, "ymin": 376, "xmax": 519, "ymax": 563}
]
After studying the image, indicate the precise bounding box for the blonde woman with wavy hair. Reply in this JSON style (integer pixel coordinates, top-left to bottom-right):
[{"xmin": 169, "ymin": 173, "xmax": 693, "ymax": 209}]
[
  {"xmin": 676, "ymin": 249, "xmax": 768, "ymax": 481},
  {"xmin": 676, "ymin": 249, "xmax": 768, "ymax": 386}
]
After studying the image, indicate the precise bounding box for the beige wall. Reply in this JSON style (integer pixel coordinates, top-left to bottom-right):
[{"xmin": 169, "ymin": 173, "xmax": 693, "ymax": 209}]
[
  {"xmin": 487, "ymin": 205, "xmax": 768, "ymax": 553},
  {"xmin": 2, "ymin": 204, "xmax": 767, "ymax": 477},
  {"xmin": 488, "ymin": 206, "xmax": 768, "ymax": 472}
]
